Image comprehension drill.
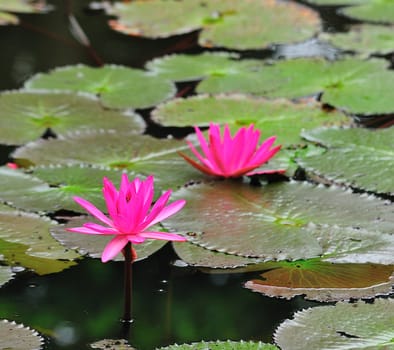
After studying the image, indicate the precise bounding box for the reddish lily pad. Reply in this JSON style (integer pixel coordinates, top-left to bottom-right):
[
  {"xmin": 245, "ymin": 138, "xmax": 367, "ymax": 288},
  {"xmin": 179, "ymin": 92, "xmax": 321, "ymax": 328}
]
[
  {"xmin": 245, "ymin": 260, "xmax": 394, "ymax": 301},
  {"xmin": 51, "ymin": 216, "xmax": 170, "ymax": 262},
  {"xmin": 0, "ymin": 91, "xmax": 144, "ymax": 145},
  {"xmin": 106, "ymin": 0, "xmax": 321, "ymax": 50},
  {"xmin": 0, "ymin": 319, "xmax": 44, "ymax": 350},
  {"xmin": 274, "ymin": 298, "xmax": 394, "ymax": 350},
  {"xmin": 25, "ymin": 64, "xmax": 176, "ymax": 109},
  {"xmin": 299, "ymin": 127, "xmax": 394, "ymax": 196},
  {"xmin": 164, "ymin": 180, "xmax": 394, "ymax": 261},
  {"xmin": 152, "ymin": 94, "xmax": 350, "ymax": 146}
]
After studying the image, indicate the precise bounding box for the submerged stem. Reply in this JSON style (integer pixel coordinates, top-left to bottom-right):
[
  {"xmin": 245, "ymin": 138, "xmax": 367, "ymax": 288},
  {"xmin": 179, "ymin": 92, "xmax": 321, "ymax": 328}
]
[{"xmin": 123, "ymin": 241, "xmax": 133, "ymax": 322}]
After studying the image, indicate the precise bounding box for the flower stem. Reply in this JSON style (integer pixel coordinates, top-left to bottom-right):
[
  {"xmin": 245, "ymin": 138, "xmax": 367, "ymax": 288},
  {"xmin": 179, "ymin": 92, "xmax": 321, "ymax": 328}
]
[{"xmin": 123, "ymin": 241, "xmax": 133, "ymax": 322}]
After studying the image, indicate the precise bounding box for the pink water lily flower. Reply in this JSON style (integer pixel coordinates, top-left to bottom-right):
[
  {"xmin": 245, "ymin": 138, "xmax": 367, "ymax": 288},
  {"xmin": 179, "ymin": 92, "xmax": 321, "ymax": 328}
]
[
  {"xmin": 179, "ymin": 123, "xmax": 284, "ymax": 178},
  {"xmin": 67, "ymin": 174, "xmax": 186, "ymax": 263}
]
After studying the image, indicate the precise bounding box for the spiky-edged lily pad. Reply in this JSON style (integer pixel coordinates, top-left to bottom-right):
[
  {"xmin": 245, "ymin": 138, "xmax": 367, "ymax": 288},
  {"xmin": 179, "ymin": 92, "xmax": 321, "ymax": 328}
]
[
  {"xmin": 274, "ymin": 298, "xmax": 394, "ymax": 350},
  {"xmin": 90, "ymin": 339, "xmax": 134, "ymax": 349},
  {"xmin": 320, "ymin": 24, "xmax": 394, "ymax": 57},
  {"xmin": 25, "ymin": 64, "xmax": 175, "ymax": 109},
  {"xmin": 163, "ymin": 180, "xmax": 394, "ymax": 261},
  {"xmin": 0, "ymin": 166, "xmax": 127, "ymax": 213},
  {"xmin": 51, "ymin": 216, "xmax": 169, "ymax": 262},
  {"xmin": 0, "ymin": 266, "xmax": 14, "ymax": 287},
  {"xmin": 106, "ymin": 0, "xmax": 320, "ymax": 50},
  {"xmin": 157, "ymin": 340, "xmax": 279, "ymax": 350},
  {"xmin": 12, "ymin": 130, "xmax": 205, "ymax": 192},
  {"xmin": 173, "ymin": 241, "xmax": 261, "ymax": 269},
  {"xmin": 0, "ymin": 91, "xmax": 144, "ymax": 145},
  {"xmin": 0, "ymin": 209, "xmax": 80, "ymax": 274},
  {"xmin": 0, "ymin": 319, "xmax": 44, "ymax": 350},
  {"xmin": 152, "ymin": 94, "xmax": 350, "ymax": 145},
  {"xmin": 299, "ymin": 127, "xmax": 394, "ymax": 196},
  {"xmin": 245, "ymin": 260, "xmax": 394, "ymax": 301}
]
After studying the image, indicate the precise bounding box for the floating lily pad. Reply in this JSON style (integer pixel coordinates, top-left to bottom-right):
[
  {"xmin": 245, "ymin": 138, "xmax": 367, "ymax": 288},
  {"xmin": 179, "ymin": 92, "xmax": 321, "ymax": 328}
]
[
  {"xmin": 51, "ymin": 216, "xmax": 171, "ymax": 262},
  {"xmin": 173, "ymin": 241, "xmax": 261, "ymax": 269},
  {"xmin": 12, "ymin": 130, "xmax": 205, "ymax": 192},
  {"xmin": 299, "ymin": 127, "xmax": 394, "ymax": 196},
  {"xmin": 152, "ymin": 94, "xmax": 350, "ymax": 145},
  {"xmin": 0, "ymin": 11, "xmax": 18, "ymax": 25},
  {"xmin": 0, "ymin": 265, "xmax": 14, "ymax": 287},
  {"xmin": 163, "ymin": 180, "xmax": 394, "ymax": 261},
  {"xmin": 320, "ymin": 24, "xmax": 394, "ymax": 57},
  {"xmin": 0, "ymin": 91, "xmax": 144, "ymax": 145},
  {"xmin": 0, "ymin": 209, "xmax": 80, "ymax": 271},
  {"xmin": 245, "ymin": 260, "xmax": 394, "ymax": 301},
  {"xmin": 106, "ymin": 0, "xmax": 321, "ymax": 50},
  {"xmin": 25, "ymin": 64, "xmax": 176, "ymax": 109},
  {"xmin": 0, "ymin": 319, "xmax": 44, "ymax": 350},
  {"xmin": 90, "ymin": 339, "xmax": 134, "ymax": 349},
  {"xmin": 0, "ymin": 166, "xmax": 128, "ymax": 213},
  {"xmin": 0, "ymin": 0, "xmax": 49, "ymax": 13},
  {"xmin": 274, "ymin": 298, "xmax": 394, "ymax": 350},
  {"xmin": 158, "ymin": 340, "xmax": 279, "ymax": 350}
]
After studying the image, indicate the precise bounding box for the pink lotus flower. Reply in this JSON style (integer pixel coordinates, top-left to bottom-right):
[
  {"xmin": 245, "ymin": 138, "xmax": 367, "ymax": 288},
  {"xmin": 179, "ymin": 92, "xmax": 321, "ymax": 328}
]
[
  {"xmin": 67, "ymin": 174, "xmax": 186, "ymax": 262},
  {"xmin": 179, "ymin": 123, "xmax": 284, "ymax": 178}
]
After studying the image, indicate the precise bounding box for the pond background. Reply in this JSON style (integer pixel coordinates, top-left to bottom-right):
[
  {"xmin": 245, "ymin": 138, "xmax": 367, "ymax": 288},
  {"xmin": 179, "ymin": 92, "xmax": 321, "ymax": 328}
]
[{"xmin": 0, "ymin": 1, "xmax": 385, "ymax": 349}]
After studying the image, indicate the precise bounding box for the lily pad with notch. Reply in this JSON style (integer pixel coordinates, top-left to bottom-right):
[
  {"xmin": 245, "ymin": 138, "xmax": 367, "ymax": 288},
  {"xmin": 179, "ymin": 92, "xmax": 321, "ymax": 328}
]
[
  {"xmin": 25, "ymin": 64, "xmax": 176, "ymax": 110},
  {"xmin": 298, "ymin": 127, "xmax": 394, "ymax": 196},
  {"xmin": 0, "ymin": 90, "xmax": 144, "ymax": 145},
  {"xmin": 274, "ymin": 298, "xmax": 394, "ymax": 350}
]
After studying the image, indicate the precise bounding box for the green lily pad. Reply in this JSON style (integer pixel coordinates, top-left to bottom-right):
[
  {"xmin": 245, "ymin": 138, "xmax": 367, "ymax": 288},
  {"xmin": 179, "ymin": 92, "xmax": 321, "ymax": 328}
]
[
  {"xmin": 51, "ymin": 216, "xmax": 171, "ymax": 262},
  {"xmin": 0, "ymin": 209, "xmax": 80, "ymax": 262},
  {"xmin": 0, "ymin": 319, "xmax": 44, "ymax": 350},
  {"xmin": 106, "ymin": 0, "xmax": 321, "ymax": 50},
  {"xmin": 173, "ymin": 241, "xmax": 261, "ymax": 269},
  {"xmin": 245, "ymin": 260, "xmax": 394, "ymax": 301},
  {"xmin": 25, "ymin": 64, "xmax": 176, "ymax": 109},
  {"xmin": 0, "ymin": 266, "xmax": 14, "ymax": 287},
  {"xmin": 0, "ymin": 238, "xmax": 76, "ymax": 275},
  {"xmin": 157, "ymin": 340, "xmax": 279, "ymax": 350},
  {"xmin": 299, "ymin": 127, "xmax": 394, "ymax": 196},
  {"xmin": 152, "ymin": 94, "xmax": 350, "ymax": 146},
  {"xmin": 163, "ymin": 180, "xmax": 394, "ymax": 261},
  {"xmin": 0, "ymin": 11, "xmax": 18, "ymax": 25},
  {"xmin": 341, "ymin": 1, "xmax": 394, "ymax": 24},
  {"xmin": 0, "ymin": 0, "xmax": 49, "ymax": 13},
  {"xmin": 90, "ymin": 339, "xmax": 134, "ymax": 349},
  {"xmin": 0, "ymin": 166, "xmax": 128, "ymax": 213},
  {"xmin": 274, "ymin": 298, "xmax": 394, "ymax": 350},
  {"xmin": 0, "ymin": 91, "xmax": 145, "ymax": 145},
  {"xmin": 12, "ymin": 130, "xmax": 206, "ymax": 192},
  {"xmin": 320, "ymin": 24, "xmax": 394, "ymax": 57}
]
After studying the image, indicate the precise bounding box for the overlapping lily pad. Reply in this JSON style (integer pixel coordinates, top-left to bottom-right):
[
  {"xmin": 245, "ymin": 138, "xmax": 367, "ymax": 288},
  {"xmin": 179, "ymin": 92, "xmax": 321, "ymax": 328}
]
[
  {"xmin": 11, "ymin": 130, "xmax": 208, "ymax": 192},
  {"xmin": 106, "ymin": 0, "xmax": 321, "ymax": 50},
  {"xmin": 152, "ymin": 94, "xmax": 350, "ymax": 145},
  {"xmin": 299, "ymin": 127, "xmax": 394, "ymax": 196},
  {"xmin": 320, "ymin": 24, "xmax": 394, "ymax": 57},
  {"xmin": 245, "ymin": 260, "xmax": 394, "ymax": 301},
  {"xmin": 0, "ymin": 319, "xmax": 44, "ymax": 350},
  {"xmin": 163, "ymin": 180, "xmax": 394, "ymax": 261},
  {"xmin": 158, "ymin": 340, "xmax": 279, "ymax": 350},
  {"xmin": 0, "ymin": 91, "xmax": 144, "ymax": 145},
  {"xmin": 0, "ymin": 166, "xmax": 128, "ymax": 213},
  {"xmin": 25, "ymin": 64, "xmax": 176, "ymax": 109},
  {"xmin": 0, "ymin": 208, "xmax": 80, "ymax": 274},
  {"xmin": 274, "ymin": 298, "xmax": 394, "ymax": 350},
  {"xmin": 51, "ymin": 216, "xmax": 169, "ymax": 262},
  {"xmin": 0, "ymin": 0, "xmax": 50, "ymax": 26}
]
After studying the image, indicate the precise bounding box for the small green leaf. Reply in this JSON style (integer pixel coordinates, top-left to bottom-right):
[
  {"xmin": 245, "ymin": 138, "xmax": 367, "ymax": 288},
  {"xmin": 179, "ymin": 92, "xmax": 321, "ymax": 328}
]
[{"xmin": 274, "ymin": 298, "xmax": 394, "ymax": 350}]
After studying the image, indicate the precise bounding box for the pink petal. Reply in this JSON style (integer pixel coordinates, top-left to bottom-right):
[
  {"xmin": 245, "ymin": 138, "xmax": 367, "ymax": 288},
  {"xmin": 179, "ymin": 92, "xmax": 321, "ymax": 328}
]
[
  {"xmin": 83, "ymin": 223, "xmax": 119, "ymax": 234},
  {"xmin": 72, "ymin": 196, "xmax": 113, "ymax": 227},
  {"xmin": 246, "ymin": 168, "xmax": 286, "ymax": 176},
  {"xmin": 146, "ymin": 199, "xmax": 186, "ymax": 227},
  {"xmin": 140, "ymin": 231, "xmax": 186, "ymax": 241},
  {"xmin": 178, "ymin": 152, "xmax": 218, "ymax": 176},
  {"xmin": 127, "ymin": 234, "xmax": 146, "ymax": 244},
  {"xmin": 66, "ymin": 226, "xmax": 105, "ymax": 235},
  {"xmin": 103, "ymin": 177, "xmax": 118, "ymax": 219},
  {"xmin": 101, "ymin": 235, "xmax": 129, "ymax": 262}
]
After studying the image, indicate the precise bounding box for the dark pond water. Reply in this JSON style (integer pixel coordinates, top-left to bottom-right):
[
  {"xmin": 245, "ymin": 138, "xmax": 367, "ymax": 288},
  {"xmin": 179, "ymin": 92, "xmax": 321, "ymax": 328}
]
[{"xmin": 0, "ymin": 1, "xmax": 358, "ymax": 349}]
